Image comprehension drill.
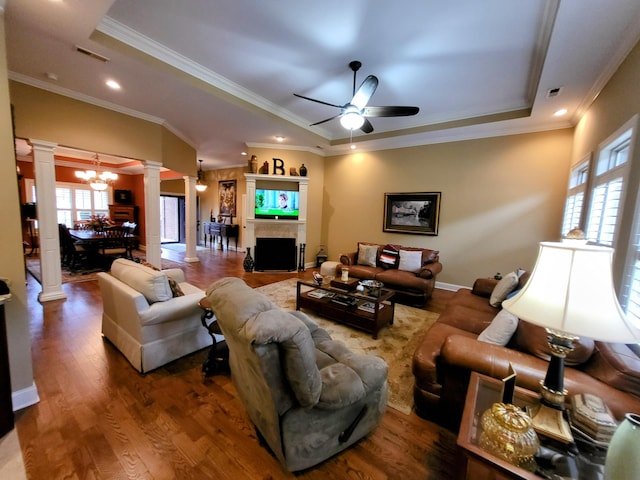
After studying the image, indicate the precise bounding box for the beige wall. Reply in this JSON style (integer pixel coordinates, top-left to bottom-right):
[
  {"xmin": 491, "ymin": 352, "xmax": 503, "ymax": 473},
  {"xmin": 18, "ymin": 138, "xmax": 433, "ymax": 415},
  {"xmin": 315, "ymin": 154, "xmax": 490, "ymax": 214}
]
[
  {"xmin": 0, "ymin": 15, "xmax": 34, "ymax": 395},
  {"xmin": 9, "ymin": 81, "xmax": 196, "ymax": 175},
  {"xmin": 324, "ymin": 129, "xmax": 574, "ymax": 287},
  {"xmin": 572, "ymin": 38, "xmax": 640, "ymax": 285}
]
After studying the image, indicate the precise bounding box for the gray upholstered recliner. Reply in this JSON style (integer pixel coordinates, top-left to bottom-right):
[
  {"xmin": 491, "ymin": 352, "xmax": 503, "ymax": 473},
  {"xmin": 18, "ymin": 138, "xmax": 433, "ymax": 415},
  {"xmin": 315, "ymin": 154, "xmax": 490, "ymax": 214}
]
[{"xmin": 206, "ymin": 277, "xmax": 388, "ymax": 472}]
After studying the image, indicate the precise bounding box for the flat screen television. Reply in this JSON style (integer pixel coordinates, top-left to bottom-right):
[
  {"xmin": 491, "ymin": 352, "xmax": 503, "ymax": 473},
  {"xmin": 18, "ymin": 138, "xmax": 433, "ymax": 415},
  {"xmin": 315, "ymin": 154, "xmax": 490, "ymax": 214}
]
[{"xmin": 255, "ymin": 188, "xmax": 299, "ymax": 219}]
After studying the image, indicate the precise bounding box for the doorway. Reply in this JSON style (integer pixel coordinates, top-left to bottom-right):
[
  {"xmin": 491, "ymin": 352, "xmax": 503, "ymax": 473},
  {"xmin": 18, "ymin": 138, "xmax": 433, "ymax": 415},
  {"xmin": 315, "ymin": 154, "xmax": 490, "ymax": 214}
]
[{"xmin": 160, "ymin": 195, "xmax": 185, "ymax": 243}]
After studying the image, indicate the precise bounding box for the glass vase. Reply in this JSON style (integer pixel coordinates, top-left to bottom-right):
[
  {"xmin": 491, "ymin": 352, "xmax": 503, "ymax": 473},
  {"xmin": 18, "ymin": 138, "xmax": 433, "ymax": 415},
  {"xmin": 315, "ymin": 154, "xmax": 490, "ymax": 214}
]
[{"xmin": 243, "ymin": 247, "xmax": 255, "ymax": 272}]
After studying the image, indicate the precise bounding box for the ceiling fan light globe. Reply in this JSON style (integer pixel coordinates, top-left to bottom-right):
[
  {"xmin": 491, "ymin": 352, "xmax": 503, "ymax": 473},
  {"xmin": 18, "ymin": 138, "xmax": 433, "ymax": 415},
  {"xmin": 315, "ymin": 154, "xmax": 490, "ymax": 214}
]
[{"xmin": 340, "ymin": 111, "xmax": 365, "ymax": 130}]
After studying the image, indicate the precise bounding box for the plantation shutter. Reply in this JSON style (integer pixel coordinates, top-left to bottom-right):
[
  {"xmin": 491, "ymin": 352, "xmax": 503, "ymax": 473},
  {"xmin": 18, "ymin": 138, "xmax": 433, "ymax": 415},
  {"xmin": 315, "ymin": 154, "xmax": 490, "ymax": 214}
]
[{"xmin": 586, "ymin": 177, "xmax": 623, "ymax": 246}]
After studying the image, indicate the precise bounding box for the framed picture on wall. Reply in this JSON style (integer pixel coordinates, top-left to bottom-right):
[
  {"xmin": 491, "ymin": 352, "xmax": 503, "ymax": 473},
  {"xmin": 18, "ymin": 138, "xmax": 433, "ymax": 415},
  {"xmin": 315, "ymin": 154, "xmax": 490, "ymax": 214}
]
[
  {"xmin": 383, "ymin": 192, "xmax": 441, "ymax": 235},
  {"xmin": 218, "ymin": 180, "xmax": 237, "ymax": 216}
]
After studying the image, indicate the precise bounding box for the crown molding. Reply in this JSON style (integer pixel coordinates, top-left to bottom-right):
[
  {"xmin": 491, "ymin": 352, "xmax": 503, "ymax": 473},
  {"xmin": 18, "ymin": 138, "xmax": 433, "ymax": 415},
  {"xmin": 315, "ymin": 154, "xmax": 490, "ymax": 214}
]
[{"xmin": 96, "ymin": 17, "xmax": 331, "ymax": 140}]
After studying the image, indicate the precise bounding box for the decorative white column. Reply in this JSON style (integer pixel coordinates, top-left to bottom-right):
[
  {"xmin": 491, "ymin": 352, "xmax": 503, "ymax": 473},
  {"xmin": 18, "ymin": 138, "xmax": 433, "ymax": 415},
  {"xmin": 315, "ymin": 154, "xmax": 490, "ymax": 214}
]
[
  {"xmin": 245, "ymin": 175, "xmax": 256, "ymax": 250},
  {"xmin": 183, "ymin": 176, "xmax": 199, "ymax": 263},
  {"xmin": 30, "ymin": 139, "xmax": 66, "ymax": 302},
  {"xmin": 143, "ymin": 161, "xmax": 162, "ymax": 268}
]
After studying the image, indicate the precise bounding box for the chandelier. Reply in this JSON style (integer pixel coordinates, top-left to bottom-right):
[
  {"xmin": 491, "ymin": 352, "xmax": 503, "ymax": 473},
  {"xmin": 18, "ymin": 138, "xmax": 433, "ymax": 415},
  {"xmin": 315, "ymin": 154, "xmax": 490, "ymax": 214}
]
[
  {"xmin": 75, "ymin": 154, "xmax": 118, "ymax": 191},
  {"xmin": 196, "ymin": 159, "xmax": 207, "ymax": 192}
]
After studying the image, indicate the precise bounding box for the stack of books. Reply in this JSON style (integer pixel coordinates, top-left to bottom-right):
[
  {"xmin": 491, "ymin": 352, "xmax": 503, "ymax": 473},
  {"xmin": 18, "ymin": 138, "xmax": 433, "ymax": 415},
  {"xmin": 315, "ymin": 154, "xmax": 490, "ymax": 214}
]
[
  {"xmin": 357, "ymin": 301, "xmax": 383, "ymax": 313},
  {"xmin": 569, "ymin": 393, "xmax": 618, "ymax": 444},
  {"xmin": 330, "ymin": 294, "xmax": 357, "ymax": 307}
]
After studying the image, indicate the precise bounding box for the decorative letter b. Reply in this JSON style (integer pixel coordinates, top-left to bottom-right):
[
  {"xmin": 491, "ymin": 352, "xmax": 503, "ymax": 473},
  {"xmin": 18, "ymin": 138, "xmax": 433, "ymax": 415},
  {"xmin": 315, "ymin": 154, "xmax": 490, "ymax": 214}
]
[{"xmin": 273, "ymin": 158, "xmax": 285, "ymax": 175}]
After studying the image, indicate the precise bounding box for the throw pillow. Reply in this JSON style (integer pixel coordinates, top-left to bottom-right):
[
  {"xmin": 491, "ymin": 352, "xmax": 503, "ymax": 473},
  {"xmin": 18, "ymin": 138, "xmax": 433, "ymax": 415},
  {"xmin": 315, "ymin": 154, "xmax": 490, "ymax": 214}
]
[
  {"xmin": 357, "ymin": 243, "xmax": 379, "ymax": 267},
  {"xmin": 167, "ymin": 276, "xmax": 184, "ymax": 297},
  {"xmin": 139, "ymin": 260, "xmax": 160, "ymax": 271},
  {"xmin": 138, "ymin": 259, "xmax": 183, "ymax": 297},
  {"xmin": 489, "ymin": 271, "xmax": 519, "ymax": 307},
  {"xmin": 398, "ymin": 249, "xmax": 423, "ymax": 273},
  {"xmin": 477, "ymin": 310, "xmax": 519, "ymax": 346},
  {"xmin": 378, "ymin": 244, "xmax": 400, "ymax": 269}
]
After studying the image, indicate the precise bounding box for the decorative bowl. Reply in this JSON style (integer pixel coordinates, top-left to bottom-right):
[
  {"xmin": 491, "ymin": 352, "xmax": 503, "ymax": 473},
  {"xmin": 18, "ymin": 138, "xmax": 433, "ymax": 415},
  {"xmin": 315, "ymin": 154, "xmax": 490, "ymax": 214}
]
[
  {"xmin": 479, "ymin": 402, "xmax": 539, "ymax": 471},
  {"xmin": 359, "ymin": 280, "xmax": 384, "ymax": 297}
]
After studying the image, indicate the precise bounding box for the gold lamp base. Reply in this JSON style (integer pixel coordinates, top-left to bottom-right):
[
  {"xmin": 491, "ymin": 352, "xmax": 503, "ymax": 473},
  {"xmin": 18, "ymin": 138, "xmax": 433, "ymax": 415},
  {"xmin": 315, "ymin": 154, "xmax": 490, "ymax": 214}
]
[
  {"xmin": 530, "ymin": 402, "xmax": 574, "ymax": 444},
  {"xmin": 528, "ymin": 380, "xmax": 574, "ymax": 444},
  {"xmin": 526, "ymin": 329, "xmax": 576, "ymax": 444}
]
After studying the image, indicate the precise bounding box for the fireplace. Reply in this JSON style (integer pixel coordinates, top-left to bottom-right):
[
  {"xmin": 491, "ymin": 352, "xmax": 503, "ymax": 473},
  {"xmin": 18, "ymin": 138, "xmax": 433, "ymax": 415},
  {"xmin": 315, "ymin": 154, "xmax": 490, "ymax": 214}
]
[{"xmin": 255, "ymin": 237, "xmax": 297, "ymax": 271}]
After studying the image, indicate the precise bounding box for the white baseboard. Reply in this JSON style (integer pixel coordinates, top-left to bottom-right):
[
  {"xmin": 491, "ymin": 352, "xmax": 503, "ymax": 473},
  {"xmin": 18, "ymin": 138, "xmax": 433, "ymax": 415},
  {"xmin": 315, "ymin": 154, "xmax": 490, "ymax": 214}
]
[
  {"xmin": 435, "ymin": 281, "xmax": 468, "ymax": 292},
  {"xmin": 12, "ymin": 382, "xmax": 40, "ymax": 411}
]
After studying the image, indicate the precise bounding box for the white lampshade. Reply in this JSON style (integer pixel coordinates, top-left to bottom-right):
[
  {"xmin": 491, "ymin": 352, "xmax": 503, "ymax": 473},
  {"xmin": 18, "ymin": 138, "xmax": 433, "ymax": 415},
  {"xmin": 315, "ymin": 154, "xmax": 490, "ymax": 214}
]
[{"xmin": 503, "ymin": 242, "xmax": 640, "ymax": 343}]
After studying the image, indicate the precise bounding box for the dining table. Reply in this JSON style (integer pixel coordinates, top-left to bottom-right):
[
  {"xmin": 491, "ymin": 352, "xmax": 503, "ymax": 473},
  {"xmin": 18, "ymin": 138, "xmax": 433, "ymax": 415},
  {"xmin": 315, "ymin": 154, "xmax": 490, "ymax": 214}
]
[{"xmin": 68, "ymin": 228, "xmax": 136, "ymax": 270}]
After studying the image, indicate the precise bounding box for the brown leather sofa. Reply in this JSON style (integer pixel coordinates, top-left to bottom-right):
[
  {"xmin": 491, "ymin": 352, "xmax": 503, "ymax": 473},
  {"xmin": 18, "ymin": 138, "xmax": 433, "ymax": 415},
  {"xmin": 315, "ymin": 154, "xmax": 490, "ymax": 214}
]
[
  {"xmin": 337, "ymin": 242, "xmax": 442, "ymax": 306},
  {"xmin": 412, "ymin": 275, "xmax": 640, "ymax": 431}
]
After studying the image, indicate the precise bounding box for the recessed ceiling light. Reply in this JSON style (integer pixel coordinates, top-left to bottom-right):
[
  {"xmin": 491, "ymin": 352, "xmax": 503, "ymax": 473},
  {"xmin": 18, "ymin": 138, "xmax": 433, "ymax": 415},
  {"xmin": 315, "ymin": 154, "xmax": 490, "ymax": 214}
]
[
  {"xmin": 554, "ymin": 108, "xmax": 568, "ymax": 117},
  {"xmin": 350, "ymin": 144, "xmax": 357, "ymax": 150},
  {"xmin": 106, "ymin": 79, "xmax": 121, "ymax": 90},
  {"xmin": 241, "ymin": 152, "xmax": 247, "ymax": 156},
  {"xmin": 275, "ymin": 136, "xmax": 285, "ymax": 142}
]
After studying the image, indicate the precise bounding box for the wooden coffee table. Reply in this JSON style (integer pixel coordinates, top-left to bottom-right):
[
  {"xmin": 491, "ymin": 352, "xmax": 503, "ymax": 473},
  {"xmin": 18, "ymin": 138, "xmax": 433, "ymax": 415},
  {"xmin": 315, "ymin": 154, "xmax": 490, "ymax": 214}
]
[{"xmin": 295, "ymin": 280, "xmax": 395, "ymax": 339}]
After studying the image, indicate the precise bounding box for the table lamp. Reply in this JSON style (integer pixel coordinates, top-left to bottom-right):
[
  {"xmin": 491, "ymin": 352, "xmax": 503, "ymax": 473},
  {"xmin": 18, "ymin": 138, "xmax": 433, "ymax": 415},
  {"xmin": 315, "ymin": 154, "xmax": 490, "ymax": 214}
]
[{"xmin": 502, "ymin": 239, "xmax": 640, "ymax": 443}]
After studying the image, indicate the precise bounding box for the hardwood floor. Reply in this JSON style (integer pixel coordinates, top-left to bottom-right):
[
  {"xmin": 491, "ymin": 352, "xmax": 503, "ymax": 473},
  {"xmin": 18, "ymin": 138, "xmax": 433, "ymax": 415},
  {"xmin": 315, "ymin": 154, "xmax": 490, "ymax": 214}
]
[{"xmin": 17, "ymin": 246, "xmax": 459, "ymax": 479}]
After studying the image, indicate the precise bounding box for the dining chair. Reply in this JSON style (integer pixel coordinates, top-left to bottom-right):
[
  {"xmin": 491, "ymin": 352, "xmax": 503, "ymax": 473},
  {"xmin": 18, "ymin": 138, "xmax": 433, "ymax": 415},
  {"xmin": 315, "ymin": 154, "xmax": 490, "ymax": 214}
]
[
  {"xmin": 58, "ymin": 224, "xmax": 89, "ymax": 271},
  {"xmin": 100, "ymin": 226, "xmax": 135, "ymax": 260}
]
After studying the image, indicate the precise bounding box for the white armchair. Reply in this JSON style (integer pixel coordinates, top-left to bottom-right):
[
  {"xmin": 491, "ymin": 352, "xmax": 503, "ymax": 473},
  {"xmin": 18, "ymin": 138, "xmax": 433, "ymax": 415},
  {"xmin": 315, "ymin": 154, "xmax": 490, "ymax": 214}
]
[{"xmin": 98, "ymin": 258, "xmax": 210, "ymax": 373}]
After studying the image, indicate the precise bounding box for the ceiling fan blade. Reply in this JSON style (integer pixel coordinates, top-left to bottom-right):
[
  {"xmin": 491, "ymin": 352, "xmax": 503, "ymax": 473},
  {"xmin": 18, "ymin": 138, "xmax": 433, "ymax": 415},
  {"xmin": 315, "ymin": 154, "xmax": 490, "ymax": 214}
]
[
  {"xmin": 310, "ymin": 114, "xmax": 341, "ymax": 126},
  {"xmin": 293, "ymin": 93, "xmax": 343, "ymax": 109},
  {"xmin": 362, "ymin": 106, "xmax": 420, "ymax": 117},
  {"xmin": 351, "ymin": 75, "xmax": 378, "ymax": 110},
  {"xmin": 360, "ymin": 118, "xmax": 374, "ymax": 134}
]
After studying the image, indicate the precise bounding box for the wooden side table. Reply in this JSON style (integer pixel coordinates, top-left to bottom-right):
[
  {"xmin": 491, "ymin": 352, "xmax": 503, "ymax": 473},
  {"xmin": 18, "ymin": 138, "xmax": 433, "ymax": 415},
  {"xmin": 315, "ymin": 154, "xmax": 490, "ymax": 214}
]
[
  {"xmin": 198, "ymin": 297, "xmax": 229, "ymax": 376},
  {"xmin": 457, "ymin": 373, "xmax": 541, "ymax": 480},
  {"xmin": 457, "ymin": 373, "xmax": 606, "ymax": 480}
]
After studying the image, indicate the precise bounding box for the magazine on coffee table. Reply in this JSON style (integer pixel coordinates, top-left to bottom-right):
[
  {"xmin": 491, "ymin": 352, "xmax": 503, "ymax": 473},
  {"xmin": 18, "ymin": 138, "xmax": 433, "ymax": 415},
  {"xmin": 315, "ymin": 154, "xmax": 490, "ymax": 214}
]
[
  {"xmin": 357, "ymin": 301, "xmax": 383, "ymax": 313},
  {"xmin": 307, "ymin": 290, "xmax": 335, "ymax": 299}
]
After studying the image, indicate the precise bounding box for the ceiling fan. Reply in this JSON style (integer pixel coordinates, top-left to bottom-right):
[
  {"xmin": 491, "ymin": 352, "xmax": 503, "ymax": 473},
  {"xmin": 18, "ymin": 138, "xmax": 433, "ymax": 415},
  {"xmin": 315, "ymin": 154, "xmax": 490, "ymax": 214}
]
[{"xmin": 294, "ymin": 61, "xmax": 419, "ymax": 134}]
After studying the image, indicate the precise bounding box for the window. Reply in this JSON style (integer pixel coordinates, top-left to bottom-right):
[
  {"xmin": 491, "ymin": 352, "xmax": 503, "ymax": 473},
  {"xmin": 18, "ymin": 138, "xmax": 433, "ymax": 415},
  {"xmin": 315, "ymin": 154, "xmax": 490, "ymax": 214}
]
[
  {"xmin": 585, "ymin": 126, "xmax": 632, "ymax": 247},
  {"xmin": 560, "ymin": 116, "xmax": 640, "ymax": 326},
  {"xmin": 561, "ymin": 158, "xmax": 590, "ymax": 236},
  {"xmin": 55, "ymin": 182, "xmax": 110, "ymax": 227}
]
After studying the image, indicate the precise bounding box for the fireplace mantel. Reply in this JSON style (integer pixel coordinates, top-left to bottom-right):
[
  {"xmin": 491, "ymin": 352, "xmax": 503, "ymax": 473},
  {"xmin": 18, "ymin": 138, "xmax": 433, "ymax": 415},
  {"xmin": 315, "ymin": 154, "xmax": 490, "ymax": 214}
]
[{"xmin": 244, "ymin": 174, "xmax": 309, "ymax": 257}]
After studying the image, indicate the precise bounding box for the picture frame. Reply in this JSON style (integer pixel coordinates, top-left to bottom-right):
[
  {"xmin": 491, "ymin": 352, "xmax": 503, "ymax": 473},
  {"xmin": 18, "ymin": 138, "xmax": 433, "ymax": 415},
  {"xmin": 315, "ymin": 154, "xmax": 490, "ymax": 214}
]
[
  {"xmin": 383, "ymin": 192, "xmax": 441, "ymax": 235},
  {"xmin": 218, "ymin": 180, "xmax": 237, "ymax": 216}
]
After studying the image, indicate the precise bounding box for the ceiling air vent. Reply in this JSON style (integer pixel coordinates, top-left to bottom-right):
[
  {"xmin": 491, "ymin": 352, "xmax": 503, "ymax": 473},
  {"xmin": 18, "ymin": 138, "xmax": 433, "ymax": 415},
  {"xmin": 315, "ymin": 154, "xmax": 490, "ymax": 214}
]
[
  {"xmin": 75, "ymin": 45, "xmax": 110, "ymax": 63},
  {"xmin": 546, "ymin": 86, "xmax": 563, "ymax": 98}
]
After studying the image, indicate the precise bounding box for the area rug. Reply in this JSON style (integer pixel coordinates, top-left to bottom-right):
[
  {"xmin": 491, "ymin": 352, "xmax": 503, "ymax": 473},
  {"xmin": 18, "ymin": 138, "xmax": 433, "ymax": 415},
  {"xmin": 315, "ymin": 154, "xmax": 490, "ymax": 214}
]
[
  {"xmin": 0, "ymin": 429, "xmax": 27, "ymax": 480},
  {"xmin": 255, "ymin": 278, "xmax": 439, "ymax": 415},
  {"xmin": 25, "ymin": 254, "xmax": 186, "ymax": 284}
]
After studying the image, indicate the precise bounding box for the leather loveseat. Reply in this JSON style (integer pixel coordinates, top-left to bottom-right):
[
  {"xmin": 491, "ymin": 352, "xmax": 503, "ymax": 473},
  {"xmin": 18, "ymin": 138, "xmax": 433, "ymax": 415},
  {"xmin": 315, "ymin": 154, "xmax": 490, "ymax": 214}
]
[
  {"xmin": 337, "ymin": 242, "xmax": 442, "ymax": 306},
  {"xmin": 412, "ymin": 274, "xmax": 640, "ymax": 431}
]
